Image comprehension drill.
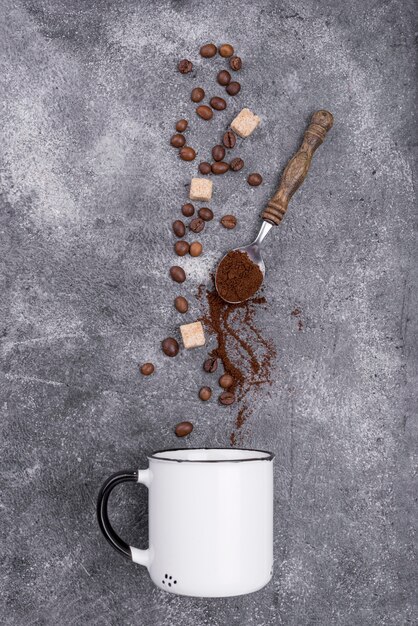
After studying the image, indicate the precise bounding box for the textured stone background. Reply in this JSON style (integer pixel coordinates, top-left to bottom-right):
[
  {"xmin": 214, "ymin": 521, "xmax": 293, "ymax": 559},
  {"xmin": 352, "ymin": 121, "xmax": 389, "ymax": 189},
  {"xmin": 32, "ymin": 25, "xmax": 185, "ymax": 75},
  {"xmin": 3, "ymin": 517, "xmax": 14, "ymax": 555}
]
[{"xmin": 1, "ymin": 0, "xmax": 417, "ymax": 624}]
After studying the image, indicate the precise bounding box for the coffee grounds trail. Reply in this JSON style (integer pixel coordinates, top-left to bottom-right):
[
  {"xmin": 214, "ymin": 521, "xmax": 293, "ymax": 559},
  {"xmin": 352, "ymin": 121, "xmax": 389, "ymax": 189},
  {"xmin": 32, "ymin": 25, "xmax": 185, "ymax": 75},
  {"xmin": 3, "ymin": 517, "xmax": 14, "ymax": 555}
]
[{"xmin": 197, "ymin": 283, "xmax": 276, "ymax": 445}]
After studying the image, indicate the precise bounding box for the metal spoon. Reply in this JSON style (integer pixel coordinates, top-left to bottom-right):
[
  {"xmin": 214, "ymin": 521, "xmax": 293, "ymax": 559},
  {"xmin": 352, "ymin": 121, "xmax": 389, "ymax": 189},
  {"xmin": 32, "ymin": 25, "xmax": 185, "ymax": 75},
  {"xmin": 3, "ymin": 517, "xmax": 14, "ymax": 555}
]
[{"xmin": 215, "ymin": 110, "xmax": 334, "ymax": 303}]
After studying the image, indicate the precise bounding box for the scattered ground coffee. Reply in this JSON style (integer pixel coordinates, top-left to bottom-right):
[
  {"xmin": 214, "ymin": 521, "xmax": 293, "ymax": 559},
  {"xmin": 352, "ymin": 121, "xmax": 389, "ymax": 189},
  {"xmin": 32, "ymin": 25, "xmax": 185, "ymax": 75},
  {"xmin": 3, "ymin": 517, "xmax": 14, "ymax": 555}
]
[
  {"xmin": 197, "ymin": 283, "xmax": 276, "ymax": 443},
  {"xmin": 216, "ymin": 250, "xmax": 263, "ymax": 302}
]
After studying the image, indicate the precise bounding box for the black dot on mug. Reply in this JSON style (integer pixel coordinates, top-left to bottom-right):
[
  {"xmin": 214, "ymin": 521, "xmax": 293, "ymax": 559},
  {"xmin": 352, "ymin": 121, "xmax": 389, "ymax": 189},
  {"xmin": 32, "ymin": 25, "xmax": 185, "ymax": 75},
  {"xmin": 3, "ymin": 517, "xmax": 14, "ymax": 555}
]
[
  {"xmin": 174, "ymin": 580, "xmax": 177, "ymax": 584},
  {"xmin": 162, "ymin": 580, "xmax": 165, "ymax": 584},
  {"xmin": 168, "ymin": 583, "xmax": 171, "ymax": 587},
  {"xmin": 165, "ymin": 574, "xmax": 168, "ymax": 578},
  {"xmin": 169, "ymin": 576, "xmax": 172, "ymax": 579}
]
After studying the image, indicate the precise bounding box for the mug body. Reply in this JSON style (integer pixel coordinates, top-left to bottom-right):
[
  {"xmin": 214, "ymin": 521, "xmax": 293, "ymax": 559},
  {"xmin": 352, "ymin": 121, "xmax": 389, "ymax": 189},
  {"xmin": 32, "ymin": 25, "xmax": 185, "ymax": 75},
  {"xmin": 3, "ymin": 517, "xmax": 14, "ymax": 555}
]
[{"xmin": 147, "ymin": 448, "xmax": 274, "ymax": 597}]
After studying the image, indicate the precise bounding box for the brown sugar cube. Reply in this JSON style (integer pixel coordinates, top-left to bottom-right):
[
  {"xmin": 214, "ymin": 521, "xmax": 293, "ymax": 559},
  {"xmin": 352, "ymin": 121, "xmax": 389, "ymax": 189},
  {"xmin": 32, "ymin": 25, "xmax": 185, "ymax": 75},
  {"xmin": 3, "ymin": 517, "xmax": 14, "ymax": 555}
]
[
  {"xmin": 189, "ymin": 178, "xmax": 213, "ymax": 202},
  {"xmin": 230, "ymin": 108, "xmax": 261, "ymax": 138},
  {"xmin": 180, "ymin": 321, "xmax": 206, "ymax": 349}
]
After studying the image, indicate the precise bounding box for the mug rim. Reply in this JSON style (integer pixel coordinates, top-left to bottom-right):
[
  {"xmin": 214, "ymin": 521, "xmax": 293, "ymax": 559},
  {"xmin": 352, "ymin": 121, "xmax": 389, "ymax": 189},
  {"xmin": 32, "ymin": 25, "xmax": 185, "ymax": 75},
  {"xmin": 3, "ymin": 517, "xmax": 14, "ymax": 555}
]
[{"xmin": 147, "ymin": 447, "xmax": 275, "ymax": 463}]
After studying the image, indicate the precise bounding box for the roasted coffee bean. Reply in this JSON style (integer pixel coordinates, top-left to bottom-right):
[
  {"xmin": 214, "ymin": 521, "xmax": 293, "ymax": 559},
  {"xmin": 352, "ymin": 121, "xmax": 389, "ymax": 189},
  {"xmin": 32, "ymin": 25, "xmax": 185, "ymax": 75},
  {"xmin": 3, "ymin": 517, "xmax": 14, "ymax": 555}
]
[
  {"xmin": 179, "ymin": 146, "xmax": 196, "ymax": 161},
  {"xmin": 176, "ymin": 119, "xmax": 188, "ymax": 132},
  {"xmin": 189, "ymin": 217, "xmax": 205, "ymax": 233},
  {"xmin": 170, "ymin": 133, "xmax": 186, "ymax": 148},
  {"xmin": 175, "ymin": 421, "xmax": 193, "ymax": 437},
  {"xmin": 211, "ymin": 161, "xmax": 229, "ymax": 175},
  {"xmin": 229, "ymin": 55, "xmax": 242, "ymax": 71},
  {"xmin": 200, "ymin": 43, "xmax": 217, "ymax": 58},
  {"xmin": 178, "ymin": 59, "xmax": 193, "ymax": 74},
  {"xmin": 196, "ymin": 105, "xmax": 213, "ymax": 120},
  {"xmin": 199, "ymin": 386, "xmax": 212, "ymax": 401},
  {"xmin": 247, "ymin": 172, "xmax": 263, "ymax": 186},
  {"xmin": 174, "ymin": 240, "xmax": 190, "ymax": 256},
  {"xmin": 230, "ymin": 157, "xmax": 244, "ymax": 171},
  {"xmin": 212, "ymin": 145, "xmax": 226, "ymax": 162},
  {"xmin": 181, "ymin": 203, "xmax": 195, "ymax": 217},
  {"xmin": 219, "ymin": 391, "xmax": 235, "ymax": 405},
  {"xmin": 174, "ymin": 296, "xmax": 188, "ymax": 313},
  {"xmin": 220, "ymin": 214, "xmax": 237, "ymax": 229},
  {"xmin": 172, "ymin": 220, "xmax": 186, "ymax": 237},
  {"xmin": 199, "ymin": 161, "xmax": 212, "ymax": 175},
  {"xmin": 140, "ymin": 362, "xmax": 154, "ymax": 376},
  {"xmin": 219, "ymin": 44, "xmax": 234, "ymax": 58},
  {"xmin": 191, "ymin": 87, "xmax": 205, "ymax": 103},
  {"xmin": 189, "ymin": 241, "xmax": 202, "ymax": 257},
  {"xmin": 203, "ymin": 357, "xmax": 218, "ymax": 373},
  {"xmin": 170, "ymin": 266, "xmax": 186, "ymax": 283},
  {"xmin": 226, "ymin": 81, "xmax": 241, "ymax": 96},
  {"xmin": 217, "ymin": 70, "xmax": 231, "ymax": 86},
  {"xmin": 162, "ymin": 337, "xmax": 179, "ymax": 357},
  {"xmin": 210, "ymin": 96, "xmax": 227, "ymax": 111},
  {"xmin": 219, "ymin": 373, "xmax": 234, "ymax": 389},
  {"xmin": 198, "ymin": 207, "xmax": 214, "ymax": 221},
  {"xmin": 223, "ymin": 130, "xmax": 236, "ymax": 149}
]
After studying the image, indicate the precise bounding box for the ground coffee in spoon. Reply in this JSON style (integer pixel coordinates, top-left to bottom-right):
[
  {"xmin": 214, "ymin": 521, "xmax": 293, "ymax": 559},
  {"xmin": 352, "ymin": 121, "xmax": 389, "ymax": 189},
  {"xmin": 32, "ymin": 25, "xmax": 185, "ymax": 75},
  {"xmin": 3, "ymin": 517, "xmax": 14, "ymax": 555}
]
[{"xmin": 216, "ymin": 250, "xmax": 263, "ymax": 303}]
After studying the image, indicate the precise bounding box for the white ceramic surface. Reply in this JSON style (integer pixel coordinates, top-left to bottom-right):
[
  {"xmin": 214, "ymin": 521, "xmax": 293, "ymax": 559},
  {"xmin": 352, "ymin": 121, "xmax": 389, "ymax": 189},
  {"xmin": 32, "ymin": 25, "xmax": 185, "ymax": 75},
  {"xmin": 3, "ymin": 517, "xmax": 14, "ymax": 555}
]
[{"xmin": 97, "ymin": 448, "xmax": 274, "ymax": 598}]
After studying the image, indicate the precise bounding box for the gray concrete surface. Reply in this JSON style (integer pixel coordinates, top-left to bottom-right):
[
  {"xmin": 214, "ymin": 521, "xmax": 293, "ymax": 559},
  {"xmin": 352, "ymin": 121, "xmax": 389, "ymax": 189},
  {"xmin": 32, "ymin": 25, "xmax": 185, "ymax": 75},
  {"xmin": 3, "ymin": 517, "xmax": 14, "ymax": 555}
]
[{"xmin": 1, "ymin": 0, "xmax": 417, "ymax": 624}]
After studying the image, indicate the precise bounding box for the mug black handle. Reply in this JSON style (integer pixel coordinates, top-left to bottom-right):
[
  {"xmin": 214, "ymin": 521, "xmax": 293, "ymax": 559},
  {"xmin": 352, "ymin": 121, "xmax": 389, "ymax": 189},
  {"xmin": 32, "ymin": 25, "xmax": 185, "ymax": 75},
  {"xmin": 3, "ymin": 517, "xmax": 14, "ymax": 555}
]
[{"xmin": 97, "ymin": 469, "xmax": 151, "ymax": 566}]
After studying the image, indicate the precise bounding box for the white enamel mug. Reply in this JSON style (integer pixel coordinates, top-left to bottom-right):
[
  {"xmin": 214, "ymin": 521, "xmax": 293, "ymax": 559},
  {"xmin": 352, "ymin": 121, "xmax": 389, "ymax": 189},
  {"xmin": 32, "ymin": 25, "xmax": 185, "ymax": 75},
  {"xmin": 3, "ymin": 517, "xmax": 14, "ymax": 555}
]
[{"xmin": 97, "ymin": 447, "xmax": 274, "ymax": 597}]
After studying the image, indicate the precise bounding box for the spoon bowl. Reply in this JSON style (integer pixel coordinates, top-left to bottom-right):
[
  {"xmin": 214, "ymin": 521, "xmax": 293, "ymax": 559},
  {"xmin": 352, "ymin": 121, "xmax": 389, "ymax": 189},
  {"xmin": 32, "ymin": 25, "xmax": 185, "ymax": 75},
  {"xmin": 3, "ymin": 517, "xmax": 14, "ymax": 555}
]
[{"xmin": 215, "ymin": 221, "xmax": 271, "ymax": 304}]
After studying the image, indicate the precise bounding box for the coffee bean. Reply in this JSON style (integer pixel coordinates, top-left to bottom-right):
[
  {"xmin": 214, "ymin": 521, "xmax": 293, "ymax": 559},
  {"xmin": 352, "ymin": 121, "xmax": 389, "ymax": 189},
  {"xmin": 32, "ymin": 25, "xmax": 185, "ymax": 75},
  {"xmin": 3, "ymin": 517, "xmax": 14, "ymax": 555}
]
[
  {"xmin": 223, "ymin": 130, "xmax": 236, "ymax": 149},
  {"xmin": 189, "ymin": 217, "xmax": 205, "ymax": 233},
  {"xmin": 199, "ymin": 386, "xmax": 212, "ymax": 402},
  {"xmin": 219, "ymin": 44, "xmax": 234, "ymax": 58},
  {"xmin": 162, "ymin": 337, "xmax": 179, "ymax": 357},
  {"xmin": 179, "ymin": 146, "xmax": 196, "ymax": 161},
  {"xmin": 174, "ymin": 240, "xmax": 190, "ymax": 256},
  {"xmin": 220, "ymin": 214, "xmax": 237, "ymax": 229},
  {"xmin": 199, "ymin": 386, "xmax": 212, "ymax": 401},
  {"xmin": 173, "ymin": 220, "xmax": 186, "ymax": 238},
  {"xmin": 219, "ymin": 391, "xmax": 235, "ymax": 405},
  {"xmin": 200, "ymin": 43, "xmax": 217, "ymax": 58},
  {"xmin": 189, "ymin": 241, "xmax": 202, "ymax": 257},
  {"xmin": 175, "ymin": 421, "xmax": 193, "ymax": 437},
  {"xmin": 191, "ymin": 87, "xmax": 205, "ymax": 103},
  {"xmin": 198, "ymin": 207, "xmax": 214, "ymax": 221},
  {"xmin": 217, "ymin": 70, "xmax": 231, "ymax": 86},
  {"xmin": 219, "ymin": 373, "xmax": 234, "ymax": 389},
  {"xmin": 211, "ymin": 161, "xmax": 229, "ymax": 175},
  {"xmin": 170, "ymin": 266, "xmax": 186, "ymax": 283},
  {"xmin": 229, "ymin": 55, "xmax": 242, "ymax": 71},
  {"xmin": 212, "ymin": 145, "xmax": 225, "ymax": 162},
  {"xmin": 230, "ymin": 157, "xmax": 244, "ymax": 171},
  {"xmin": 226, "ymin": 81, "xmax": 241, "ymax": 96},
  {"xmin": 174, "ymin": 296, "xmax": 188, "ymax": 313},
  {"xmin": 247, "ymin": 172, "xmax": 263, "ymax": 186},
  {"xmin": 210, "ymin": 96, "xmax": 227, "ymax": 111},
  {"xmin": 178, "ymin": 59, "xmax": 193, "ymax": 74},
  {"xmin": 203, "ymin": 357, "xmax": 218, "ymax": 373},
  {"xmin": 196, "ymin": 105, "xmax": 213, "ymax": 120},
  {"xmin": 199, "ymin": 161, "xmax": 212, "ymax": 175},
  {"xmin": 170, "ymin": 133, "xmax": 186, "ymax": 148},
  {"xmin": 176, "ymin": 119, "xmax": 188, "ymax": 132},
  {"xmin": 181, "ymin": 203, "xmax": 194, "ymax": 217},
  {"xmin": 140, "ymin": 362, "xmax": 154, "ymax": 376}
]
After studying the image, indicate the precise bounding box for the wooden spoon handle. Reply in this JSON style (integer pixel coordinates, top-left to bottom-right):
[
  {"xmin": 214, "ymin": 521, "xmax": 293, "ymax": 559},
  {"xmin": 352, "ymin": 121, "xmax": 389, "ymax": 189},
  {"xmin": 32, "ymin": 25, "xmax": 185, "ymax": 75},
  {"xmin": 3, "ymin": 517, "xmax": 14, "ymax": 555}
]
[{"xmin": 262, "ymin": 110, "xmax": 333, "ymax": 225}]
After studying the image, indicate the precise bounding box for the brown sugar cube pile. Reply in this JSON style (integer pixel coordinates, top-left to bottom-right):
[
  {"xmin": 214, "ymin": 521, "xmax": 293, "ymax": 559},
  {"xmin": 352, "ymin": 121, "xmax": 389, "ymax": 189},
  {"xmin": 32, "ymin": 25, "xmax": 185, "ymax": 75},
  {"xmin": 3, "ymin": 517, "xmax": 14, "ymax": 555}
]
[
  {"xmin": 230, "ymin": 107, "xmax": 260, "ymax": 138},
  {"xmin": 189, "ymin": 178, "xmax": 213, "ymax": 202},
  {"xmin": 180, "ymin": 321, "xmax": 206, "ymax": 349}
]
